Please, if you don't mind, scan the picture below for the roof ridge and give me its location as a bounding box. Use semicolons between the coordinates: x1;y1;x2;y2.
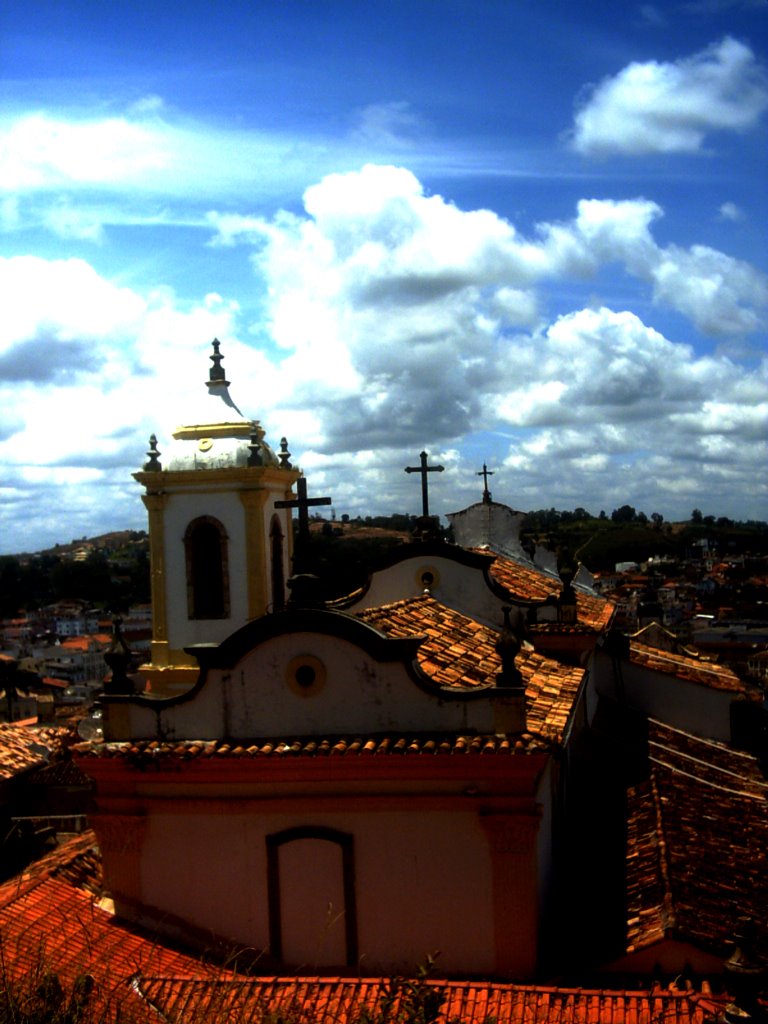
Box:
649;754;765;801
649;718;754;755
648;739;768;791
649;771;677;936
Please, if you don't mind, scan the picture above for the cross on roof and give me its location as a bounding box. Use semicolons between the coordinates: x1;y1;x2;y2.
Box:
404;450;444;518
274;477;332;573
477;463;494;504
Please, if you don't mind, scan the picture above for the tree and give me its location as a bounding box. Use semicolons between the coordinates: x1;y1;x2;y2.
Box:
651;512;664;529
611;505;636;523
691;508;703;523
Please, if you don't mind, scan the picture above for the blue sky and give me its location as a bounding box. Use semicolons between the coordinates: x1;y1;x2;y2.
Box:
1;0;767;553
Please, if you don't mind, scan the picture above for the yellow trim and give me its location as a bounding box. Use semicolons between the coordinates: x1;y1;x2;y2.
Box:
172;422;256;440
134;467;300;489
141;494;169;644
238;489;270;617
139;663;200;696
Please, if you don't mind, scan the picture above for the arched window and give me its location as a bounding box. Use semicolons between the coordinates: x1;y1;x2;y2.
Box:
266;826;357;967
184;516;230;619
270;514;285;612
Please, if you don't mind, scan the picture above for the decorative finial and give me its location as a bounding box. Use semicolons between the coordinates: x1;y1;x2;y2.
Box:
248;425;263;467
143;434;162;472
477;463;494;504
103;616;136;695
495;606;526;692
208;339;229;386
279;437;292;469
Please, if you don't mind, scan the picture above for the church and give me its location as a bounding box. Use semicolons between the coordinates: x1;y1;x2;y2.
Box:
72;341;767;988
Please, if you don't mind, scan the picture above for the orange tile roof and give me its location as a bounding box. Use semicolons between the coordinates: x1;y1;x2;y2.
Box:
13;830;102;895
0;722;57;779
134;976;724;1024
481;553;615;631
77;731;552;764
0;838;729;1022
626;720;768;962
629;642;749;693
357;595;584;738
0;845;223;1022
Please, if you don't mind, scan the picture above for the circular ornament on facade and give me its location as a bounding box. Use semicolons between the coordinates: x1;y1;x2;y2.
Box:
286;654;327;698
415;565;440;592
198;438;213;452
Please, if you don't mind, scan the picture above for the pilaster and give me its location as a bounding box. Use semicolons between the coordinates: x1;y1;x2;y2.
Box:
141;492;169;644
480;809;542;977
239;489;270;618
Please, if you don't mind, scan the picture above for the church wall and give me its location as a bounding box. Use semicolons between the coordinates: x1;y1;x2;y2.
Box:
109;632;508;742
591;649;734;742
345;556;509;631
137;805;500;974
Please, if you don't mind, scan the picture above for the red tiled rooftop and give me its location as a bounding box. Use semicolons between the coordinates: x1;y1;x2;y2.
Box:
357;595;584;738
626;720;768;962
14;830;102;895
480;553;615;631
629;642;749;693
135;976;725;1024
76;731;553;764
0;875;220;1021
0;722;63;780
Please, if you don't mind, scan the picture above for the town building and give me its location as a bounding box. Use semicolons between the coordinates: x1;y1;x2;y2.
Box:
0;340;763;1019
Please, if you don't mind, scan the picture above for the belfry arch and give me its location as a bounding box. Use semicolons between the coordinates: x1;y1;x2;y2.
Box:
184;516;230;619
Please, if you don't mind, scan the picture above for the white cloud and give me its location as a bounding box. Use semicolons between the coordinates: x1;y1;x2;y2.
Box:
571;37;768;156
719;201;744;221
0;113;169;191
1;164;767;551
352;102;422;147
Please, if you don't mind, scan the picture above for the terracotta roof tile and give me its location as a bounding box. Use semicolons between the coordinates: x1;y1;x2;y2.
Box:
626;719;768;961
10;830;103;895
0;722;67;780
135;976;725;1024
483;553;615;631
357;595;584;738
629;642;749;693
0;874;220;1021
76;730;553;763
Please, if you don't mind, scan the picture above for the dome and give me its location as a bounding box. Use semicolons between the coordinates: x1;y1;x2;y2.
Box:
164;429;280;472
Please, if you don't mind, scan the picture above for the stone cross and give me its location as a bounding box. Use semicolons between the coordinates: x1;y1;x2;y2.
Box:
477;463;494;504
275;477;332;572
404;451;444;518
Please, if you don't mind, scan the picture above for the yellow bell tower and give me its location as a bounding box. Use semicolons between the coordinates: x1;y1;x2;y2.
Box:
133;340;300;693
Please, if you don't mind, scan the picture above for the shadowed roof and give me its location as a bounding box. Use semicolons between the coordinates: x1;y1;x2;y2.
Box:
626;719;768;963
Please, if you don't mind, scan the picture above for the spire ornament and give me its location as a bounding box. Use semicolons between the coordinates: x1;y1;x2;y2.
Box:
248;425;263;467
278;438;292;469
207;338;229;386
143;435;162;472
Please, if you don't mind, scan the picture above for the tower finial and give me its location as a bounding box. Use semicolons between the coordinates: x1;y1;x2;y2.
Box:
143;434;162;472
208;339;229;387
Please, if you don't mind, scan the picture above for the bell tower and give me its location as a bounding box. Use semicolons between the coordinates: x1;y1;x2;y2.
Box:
133;340;300;693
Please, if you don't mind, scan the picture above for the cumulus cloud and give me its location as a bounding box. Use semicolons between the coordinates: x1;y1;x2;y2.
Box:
2;164;767;550
571;37;768;156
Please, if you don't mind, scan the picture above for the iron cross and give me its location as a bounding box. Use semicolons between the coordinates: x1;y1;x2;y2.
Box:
404;451;444;518
477;463;494;503
274;477;332;571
